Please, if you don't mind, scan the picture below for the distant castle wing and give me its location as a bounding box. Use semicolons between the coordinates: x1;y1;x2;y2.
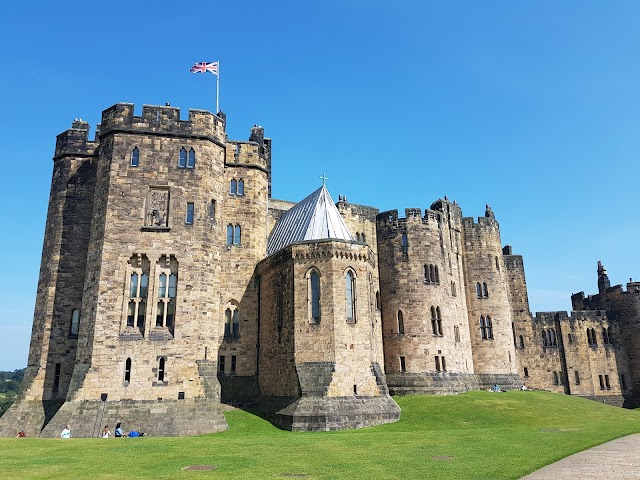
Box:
267;185;354;255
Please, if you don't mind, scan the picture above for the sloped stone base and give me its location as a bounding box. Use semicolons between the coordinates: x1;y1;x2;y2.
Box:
36;398;227;438
387;372;523;396
0;399;64;438
253;395;400;431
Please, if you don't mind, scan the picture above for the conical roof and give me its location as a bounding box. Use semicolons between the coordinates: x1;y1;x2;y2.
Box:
267;185;354;255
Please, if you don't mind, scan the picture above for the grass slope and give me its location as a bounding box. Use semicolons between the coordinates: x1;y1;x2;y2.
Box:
1;391;639;479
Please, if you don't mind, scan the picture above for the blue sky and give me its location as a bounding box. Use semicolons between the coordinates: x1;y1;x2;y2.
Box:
0;1;638;371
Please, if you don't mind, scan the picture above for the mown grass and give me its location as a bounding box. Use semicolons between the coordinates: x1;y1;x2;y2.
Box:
1;391;640;479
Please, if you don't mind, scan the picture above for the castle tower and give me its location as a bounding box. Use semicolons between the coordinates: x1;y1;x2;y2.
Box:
254;186;400;430
461;206;519;388
0;121;99;436
376;199;477;394
1;104;235;437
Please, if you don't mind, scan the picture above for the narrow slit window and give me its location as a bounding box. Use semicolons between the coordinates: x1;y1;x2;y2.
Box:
158;357;166;382
237;179;244;196
230;179;237;195
310;270;320;323
131;147;139;167
345;271;356;323
124;358;132;383
186;202;194;225
234;225;241;245
397;310;404;334
70;309;80;336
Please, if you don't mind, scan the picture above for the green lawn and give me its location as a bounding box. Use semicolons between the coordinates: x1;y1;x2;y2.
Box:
2;391;639;479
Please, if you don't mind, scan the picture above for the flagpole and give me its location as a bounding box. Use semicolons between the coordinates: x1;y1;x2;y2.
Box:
216;63;220;114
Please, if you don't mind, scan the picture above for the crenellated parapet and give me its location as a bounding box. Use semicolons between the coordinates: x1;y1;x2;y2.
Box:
98;103;227;144
54;119;99;160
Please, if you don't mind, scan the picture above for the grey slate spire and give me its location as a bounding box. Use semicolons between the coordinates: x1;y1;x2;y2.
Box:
267;185;353;255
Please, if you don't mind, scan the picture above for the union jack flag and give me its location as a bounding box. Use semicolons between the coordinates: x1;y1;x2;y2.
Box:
190;61;219;75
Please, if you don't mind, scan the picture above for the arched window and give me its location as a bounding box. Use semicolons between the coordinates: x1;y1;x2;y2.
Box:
454;325;460;343
131;147;139;167
476;283;482;298
542;330;548;346
486;316;493;339
607;326;613;345
224;303;240;339
125;255;150;331
424;265;430;282
602;328;609;345
187;148;195;168
234;225;241;245
434;266;440;284
155;256;178;332
483;282;489;298
551;329;557;346
361;233;366;243
401;232;408;255
237;179;244;196
310;270;320;323
124;358;132;384
179;148;187;168
436;307;442;336
230;179;237;195
430;265;436;284
495;256;500;270
70;309;80;336
158;357;166;382
227;224;233;245
480;316;487;339
397;310;404;334
345;270;356;323
431;306;437;334
591;328;597;346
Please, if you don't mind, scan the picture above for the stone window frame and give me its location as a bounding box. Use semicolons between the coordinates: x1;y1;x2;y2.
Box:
482;282;489;298
178;147;187;168
306;267;321;324
344;268;357;324
218;356;225;375
154;356;168;385
153;255;178;336
208;199;216;222
587;327;598;347
519;335;525;348
124;358;132;385
480;315;494;340
231;355;237;375
454;325;460;343
430;306;443;336
399;356;406;372
435;355;446;372
185;202;195;225
476;283;483;299
574;370;580;385
401;232;408;256
123;254;150;335
70;308;80;337
523;367;529;378
553;371;559;385
223;301;240;341
226;224;242;246
229;178;245;196
397;309;404;334
130;146;140;167
187;148;196;169
53;363;61;393
598;374;605;390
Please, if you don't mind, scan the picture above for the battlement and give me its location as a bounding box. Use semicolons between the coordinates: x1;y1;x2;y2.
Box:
462;216;499;228
533;310;606;325
54;119;99;160
98;103;226;143
376;208;443;228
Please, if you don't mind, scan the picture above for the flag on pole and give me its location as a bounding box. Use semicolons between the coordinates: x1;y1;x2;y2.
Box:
190;61;219;75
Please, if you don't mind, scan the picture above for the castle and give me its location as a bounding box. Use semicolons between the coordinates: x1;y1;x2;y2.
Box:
0;103;638;437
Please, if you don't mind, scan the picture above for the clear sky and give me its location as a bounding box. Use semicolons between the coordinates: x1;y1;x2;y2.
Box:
0;1;638;371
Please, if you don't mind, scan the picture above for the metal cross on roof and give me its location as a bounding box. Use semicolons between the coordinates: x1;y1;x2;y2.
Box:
320;174;328;185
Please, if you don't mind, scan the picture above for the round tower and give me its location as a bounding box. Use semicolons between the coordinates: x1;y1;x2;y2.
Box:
376;199;476;395
461;205;519;389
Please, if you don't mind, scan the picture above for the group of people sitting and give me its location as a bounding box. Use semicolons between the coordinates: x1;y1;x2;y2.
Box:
102;422;145;438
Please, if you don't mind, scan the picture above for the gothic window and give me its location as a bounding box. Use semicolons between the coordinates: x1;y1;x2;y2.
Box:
424;265;430;282
361;233;366;243
345;270;356;323
607;326;613;344
155;255;178;334
179;148;187;168
237;179;244;196
480;316;487;339
125;255;150;333
483;282;489;298
495;256;500;270
436;307;442;336
602;327;610;345
598;375;605;389
130;147;139;167
234;144;240;161
550;329;557;346
124;358;132;384
224;302;240;340
486;315;493;339
476;283;482;298
309;269;321;324
158;357;166;382
186;202;194;225
70;309;80;336
397;310;404;334
454;325;460;343
230;179;237;195
187;148;196;169
227;224;233;245
234;225;241;245
542;330;547;346
434;266;440;284
401;232;408;255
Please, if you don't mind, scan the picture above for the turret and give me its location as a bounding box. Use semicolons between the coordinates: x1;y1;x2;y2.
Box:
597;261;611;294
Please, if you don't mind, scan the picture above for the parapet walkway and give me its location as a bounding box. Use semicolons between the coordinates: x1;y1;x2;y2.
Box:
521;433;640;479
